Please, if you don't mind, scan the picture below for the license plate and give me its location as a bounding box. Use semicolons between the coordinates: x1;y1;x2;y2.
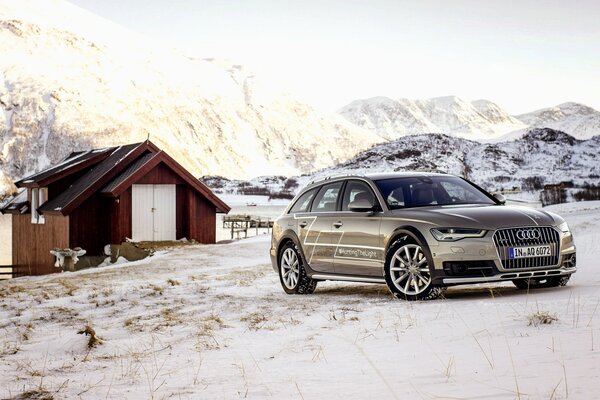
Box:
509;245;552;259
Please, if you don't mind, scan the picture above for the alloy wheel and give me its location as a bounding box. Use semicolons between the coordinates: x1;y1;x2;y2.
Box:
389;244;432;295
281;248;300;289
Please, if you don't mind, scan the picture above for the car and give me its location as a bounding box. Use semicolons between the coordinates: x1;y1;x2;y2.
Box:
270;172;577;300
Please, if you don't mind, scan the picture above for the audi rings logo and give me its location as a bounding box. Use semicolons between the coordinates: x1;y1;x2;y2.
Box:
516;229;541;240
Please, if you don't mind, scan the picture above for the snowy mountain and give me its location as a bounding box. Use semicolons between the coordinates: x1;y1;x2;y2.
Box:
513;102;600;140
338;96;527;140
211;129;600;198
0;0;381;197
339;96;600;141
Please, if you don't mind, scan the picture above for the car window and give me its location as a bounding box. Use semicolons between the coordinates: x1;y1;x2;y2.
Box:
375;176;496;209
386;188;405;208
289;189;316;213
310;182;343;212
439;181;484;203
341;180;379;211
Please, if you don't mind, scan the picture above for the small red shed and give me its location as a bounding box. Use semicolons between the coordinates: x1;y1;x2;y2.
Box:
1;141;230;276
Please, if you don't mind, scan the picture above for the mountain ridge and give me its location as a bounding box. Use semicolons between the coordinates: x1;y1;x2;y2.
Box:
339;96;600;141
207;128;600;199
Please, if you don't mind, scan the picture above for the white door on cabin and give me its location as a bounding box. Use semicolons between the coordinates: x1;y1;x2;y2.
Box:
132;184;176;241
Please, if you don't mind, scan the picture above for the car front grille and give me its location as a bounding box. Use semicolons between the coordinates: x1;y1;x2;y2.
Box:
493;226;560;269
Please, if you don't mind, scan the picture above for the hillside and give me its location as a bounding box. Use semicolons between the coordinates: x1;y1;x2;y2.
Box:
338;96;527;140
512;102;600;140
339;96;600;141
209;129;600;198
0;0;381;197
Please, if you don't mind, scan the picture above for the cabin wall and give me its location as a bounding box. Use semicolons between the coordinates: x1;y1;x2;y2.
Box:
110;187;132;244
187;188;217;243
12;214;69;276
69;194;111;256
176;185;187;239
135;163;184;185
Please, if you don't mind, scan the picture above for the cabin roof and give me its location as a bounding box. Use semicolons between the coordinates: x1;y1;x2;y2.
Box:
0;189;28;215
39;143;145;215
16;148;113;188
100;150;230;213
100;152;158;194
3;141;230;215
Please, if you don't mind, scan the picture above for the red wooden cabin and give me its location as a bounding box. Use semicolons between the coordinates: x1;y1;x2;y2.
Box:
0;141;230;276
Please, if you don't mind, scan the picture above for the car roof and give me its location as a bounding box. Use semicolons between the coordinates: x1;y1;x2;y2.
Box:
287;171;462;213
365;171;449;180
308;171;450;186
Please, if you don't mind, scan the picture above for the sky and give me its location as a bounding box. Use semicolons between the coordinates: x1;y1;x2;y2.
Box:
69;0;600;114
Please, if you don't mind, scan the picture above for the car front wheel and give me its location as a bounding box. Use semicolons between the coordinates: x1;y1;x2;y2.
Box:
384;236;444;301
279;242;317;295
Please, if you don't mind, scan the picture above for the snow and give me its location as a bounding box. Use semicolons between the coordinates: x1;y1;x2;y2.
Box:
0;201;599;399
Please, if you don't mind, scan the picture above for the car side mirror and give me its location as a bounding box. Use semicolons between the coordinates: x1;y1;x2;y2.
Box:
493;193;506;204
348;198;378;213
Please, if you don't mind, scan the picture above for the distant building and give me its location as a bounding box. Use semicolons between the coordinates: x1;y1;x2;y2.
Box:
1;141;230;276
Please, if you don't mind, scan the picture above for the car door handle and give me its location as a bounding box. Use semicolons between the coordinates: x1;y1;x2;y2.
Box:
299;221;308;228
333;221;343;228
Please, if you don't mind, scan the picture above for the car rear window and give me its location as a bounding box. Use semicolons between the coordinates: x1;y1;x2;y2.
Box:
289;188;317;213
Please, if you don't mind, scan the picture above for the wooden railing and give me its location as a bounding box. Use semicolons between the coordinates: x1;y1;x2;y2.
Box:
0;266;12;280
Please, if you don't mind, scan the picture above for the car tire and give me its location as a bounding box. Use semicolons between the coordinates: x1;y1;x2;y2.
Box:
512;275;571;290
278;241;317;295
384;235;444;301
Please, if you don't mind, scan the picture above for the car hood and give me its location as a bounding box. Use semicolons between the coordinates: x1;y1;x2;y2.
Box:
390;204;562;229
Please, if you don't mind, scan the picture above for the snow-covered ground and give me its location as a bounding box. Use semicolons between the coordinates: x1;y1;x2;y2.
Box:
0;201;599;399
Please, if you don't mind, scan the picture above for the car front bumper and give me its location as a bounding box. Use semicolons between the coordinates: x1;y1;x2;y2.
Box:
426;228;577;286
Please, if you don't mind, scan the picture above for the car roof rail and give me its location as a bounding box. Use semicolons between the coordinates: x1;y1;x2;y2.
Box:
416;169;448;174
309;173;365;185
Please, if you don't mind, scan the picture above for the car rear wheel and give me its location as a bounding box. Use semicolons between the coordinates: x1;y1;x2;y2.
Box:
384;236;444;301
512;275;571;290
279;242;317;295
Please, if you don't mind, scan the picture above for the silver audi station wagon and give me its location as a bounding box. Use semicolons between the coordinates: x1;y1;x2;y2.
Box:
270;173;577;300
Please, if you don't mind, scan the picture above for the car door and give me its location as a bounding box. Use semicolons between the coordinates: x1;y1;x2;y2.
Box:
332;180;383;276
295;181;343;273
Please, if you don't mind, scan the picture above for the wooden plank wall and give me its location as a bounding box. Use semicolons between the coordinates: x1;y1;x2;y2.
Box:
110;187;132;244
69;194;110;256
12;214;69;276
188;188;217;243
136;163;184;186
176;184;187;239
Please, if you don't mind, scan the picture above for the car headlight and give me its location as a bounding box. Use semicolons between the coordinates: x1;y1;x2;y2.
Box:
430;228;487;241
557;221;570;233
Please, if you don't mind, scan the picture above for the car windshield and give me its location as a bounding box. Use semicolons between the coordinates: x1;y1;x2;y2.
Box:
374;176;496;209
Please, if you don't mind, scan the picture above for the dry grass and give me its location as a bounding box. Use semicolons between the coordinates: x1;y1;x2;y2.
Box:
57;280;78;296
528;311;558;327
9;388;54;400
167;278;180;286
144;284;164;296
196;314;228;350
159;307;183;327
240;312;269;331
77;325;103;348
